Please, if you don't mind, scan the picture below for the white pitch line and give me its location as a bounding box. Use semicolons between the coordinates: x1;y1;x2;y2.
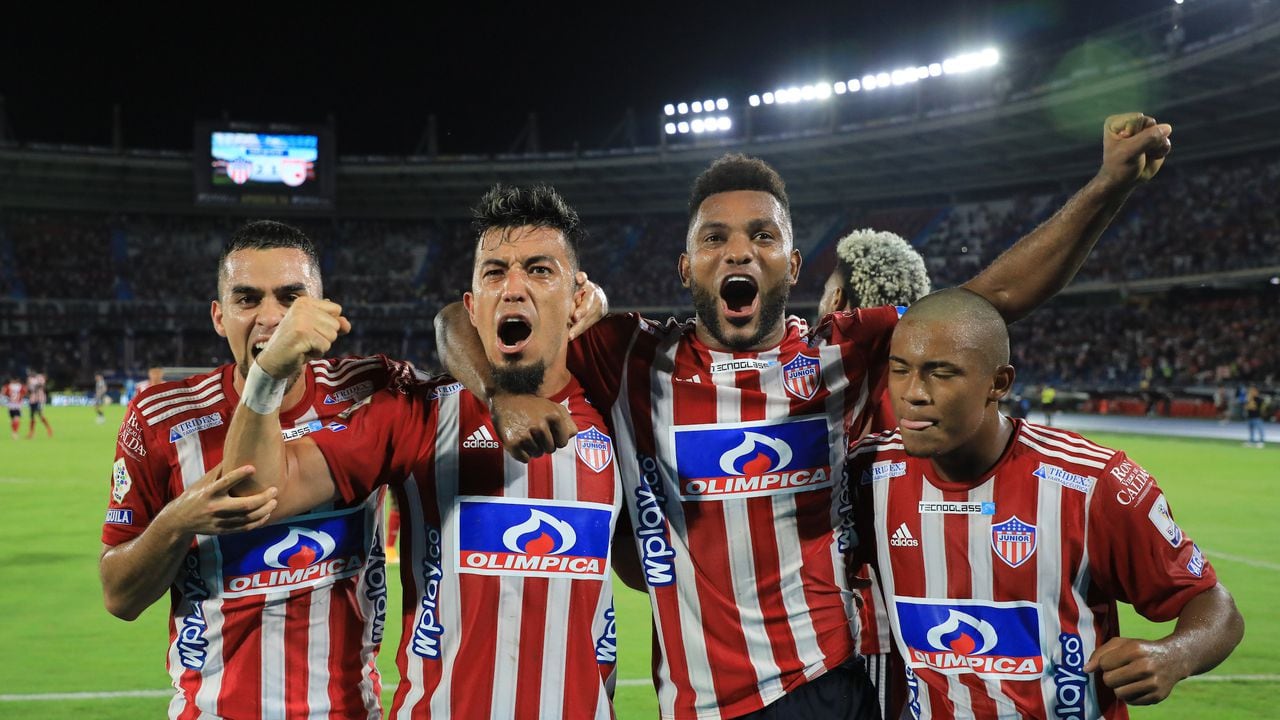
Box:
0;689;172;702
4;676;1277;702
1185;674;1280;683
1205;549;1280;573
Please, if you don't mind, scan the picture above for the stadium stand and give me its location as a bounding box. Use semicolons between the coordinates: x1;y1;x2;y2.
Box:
0;0;1276;426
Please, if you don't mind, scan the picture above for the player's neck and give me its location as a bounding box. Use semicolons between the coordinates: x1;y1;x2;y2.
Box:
536;362;573;400
930;413;1015;486
693;319;787;353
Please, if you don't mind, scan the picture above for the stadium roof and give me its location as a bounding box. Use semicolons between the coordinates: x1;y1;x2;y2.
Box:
2;0;1278;216
2;1;1195;154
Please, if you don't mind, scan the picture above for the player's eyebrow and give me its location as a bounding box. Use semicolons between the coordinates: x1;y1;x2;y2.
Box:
273;283;309;295
479;256;559;270
887;355;964;372
230;284;263;296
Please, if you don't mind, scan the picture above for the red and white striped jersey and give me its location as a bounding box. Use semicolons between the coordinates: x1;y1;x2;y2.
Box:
568;309;898;719
26;373;47;405
101;358;393;720
311;376;622;720
849;419;1218;719
856;387;900;658
4;381;24;409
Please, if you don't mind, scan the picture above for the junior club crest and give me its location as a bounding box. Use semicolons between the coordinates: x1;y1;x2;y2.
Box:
782;353;822;401
575;426;614;473
990;516;1037;568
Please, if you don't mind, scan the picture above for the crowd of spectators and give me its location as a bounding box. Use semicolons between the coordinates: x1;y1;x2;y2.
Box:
915;153;1280;289
3;147;1278;392
1010;292;1279;389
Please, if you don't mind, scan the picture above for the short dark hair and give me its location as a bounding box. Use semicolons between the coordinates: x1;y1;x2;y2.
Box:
471;184;583;270
217;220;322;297
688;153;790;221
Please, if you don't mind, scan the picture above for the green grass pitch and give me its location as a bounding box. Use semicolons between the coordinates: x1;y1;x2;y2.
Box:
0;405;1274;718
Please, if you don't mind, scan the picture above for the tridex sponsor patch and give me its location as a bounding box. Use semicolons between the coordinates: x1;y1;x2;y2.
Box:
169;412;223;442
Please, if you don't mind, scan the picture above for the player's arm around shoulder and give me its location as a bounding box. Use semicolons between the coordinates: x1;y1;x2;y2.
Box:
1083;452;1244;705
435;275;623;463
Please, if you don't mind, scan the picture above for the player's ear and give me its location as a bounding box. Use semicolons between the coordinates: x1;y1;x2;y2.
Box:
462;292;477;328
211;300;227;338
990;365;1015;402
678;253;692;288
789;248;802;286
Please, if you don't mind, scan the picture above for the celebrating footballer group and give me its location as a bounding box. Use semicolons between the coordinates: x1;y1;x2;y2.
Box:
100;112;1243;719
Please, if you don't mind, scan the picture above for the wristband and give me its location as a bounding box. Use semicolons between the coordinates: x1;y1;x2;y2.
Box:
243;363;287;415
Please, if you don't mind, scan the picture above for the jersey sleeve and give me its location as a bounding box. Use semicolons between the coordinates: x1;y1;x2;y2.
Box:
101;406;174;547
566;312;643;409
1087;452;1218;622
844;440;882;568
816;306;901;431
310;386;435;504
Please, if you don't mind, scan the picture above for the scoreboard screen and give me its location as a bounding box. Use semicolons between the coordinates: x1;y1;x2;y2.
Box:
194;123;335;209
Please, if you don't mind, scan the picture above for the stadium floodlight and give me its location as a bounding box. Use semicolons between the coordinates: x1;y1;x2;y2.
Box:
677;121;690;133
691;100;703;113
664;122;677;135
741;44;999;111
942;48;1000;75
716;98;729;110
691;118;705;133
703;99;715;112
677;102;689;115
664;104;676;116
717;116;732;131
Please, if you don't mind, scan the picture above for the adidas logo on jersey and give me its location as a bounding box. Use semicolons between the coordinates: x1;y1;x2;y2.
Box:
463;426;500;450
890;523;920;547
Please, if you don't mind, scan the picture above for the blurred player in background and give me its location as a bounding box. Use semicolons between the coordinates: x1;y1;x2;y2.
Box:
135;366;165;396
5;376;24;439
819;228;931;720
221;184;622;718
1244;384;1266;447
94;373;108;424
440;113;1175;719
1040;383;1057;426
98;222;392;719
25;368;52;438
848;289;1243;718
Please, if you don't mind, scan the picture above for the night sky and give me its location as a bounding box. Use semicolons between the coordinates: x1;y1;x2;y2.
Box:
1;1;1175;155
